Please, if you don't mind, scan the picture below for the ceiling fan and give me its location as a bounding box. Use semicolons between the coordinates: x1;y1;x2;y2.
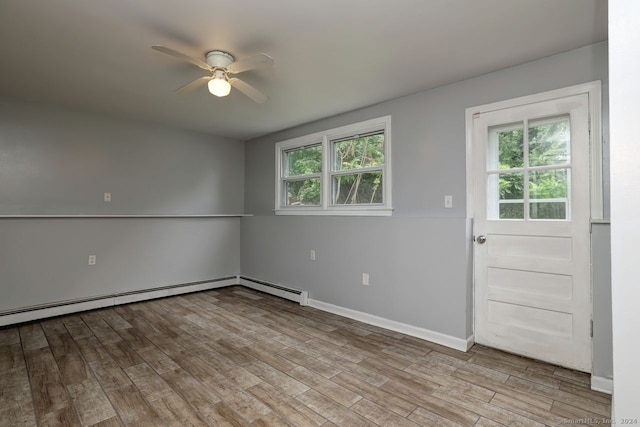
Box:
152;45;273;103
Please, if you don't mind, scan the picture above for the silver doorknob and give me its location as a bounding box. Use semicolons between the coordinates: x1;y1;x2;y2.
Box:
476;235;487;244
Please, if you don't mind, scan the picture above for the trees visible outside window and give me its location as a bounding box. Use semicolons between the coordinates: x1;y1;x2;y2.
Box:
283;145;322;206
490;116;571;220
275;116;392;215
332;132;384;205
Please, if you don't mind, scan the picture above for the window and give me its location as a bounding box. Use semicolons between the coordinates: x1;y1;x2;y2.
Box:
487;115;571;220
275;116;392;215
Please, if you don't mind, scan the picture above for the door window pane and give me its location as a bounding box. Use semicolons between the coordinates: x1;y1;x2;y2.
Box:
530;202;566;220
529;116;570;166
499;172;524;200
333;172;383;205
529;169;569;219
488;172;525;219
498;126;524;169
500;202;525;219
488;123;524;170
529;169;568;199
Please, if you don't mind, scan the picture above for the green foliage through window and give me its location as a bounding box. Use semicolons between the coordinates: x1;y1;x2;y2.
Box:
276;116;391;213
284;144;322;206
492;116;570;220
332;133;384;205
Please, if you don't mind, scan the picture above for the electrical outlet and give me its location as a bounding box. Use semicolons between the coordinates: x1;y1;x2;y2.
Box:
362;273;370;286
310;250;316;261
88;255;97;265
444;195;453;208
104;192;111;202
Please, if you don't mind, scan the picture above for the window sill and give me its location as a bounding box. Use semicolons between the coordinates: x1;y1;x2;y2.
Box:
274;208;393;217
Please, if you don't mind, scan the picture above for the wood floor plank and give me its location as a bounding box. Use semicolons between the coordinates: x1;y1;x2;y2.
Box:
46;332;80;358
75;337;112;363
123;363;174;402
105;384;164;425
296;389;374;427
24;348;59;377
247;382;327;426
245;360;310;397
5;286;611;426
19;324;49;352
30;371;75;421
351;398;421;427
89;359;134;392
148;392;208;426
67;378;117;426
331;372;416;418
0;343;25;373
431;388;545;427
56;352;90;385
288;366;362;408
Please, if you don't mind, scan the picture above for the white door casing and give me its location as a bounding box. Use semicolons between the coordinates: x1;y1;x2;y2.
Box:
470;87;597;372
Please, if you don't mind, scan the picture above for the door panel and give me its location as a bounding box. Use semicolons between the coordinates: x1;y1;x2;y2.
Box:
474;94;591;372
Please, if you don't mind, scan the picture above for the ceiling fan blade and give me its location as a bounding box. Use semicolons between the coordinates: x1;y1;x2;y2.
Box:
152;45;212;71
174;75;211;94
227;53;274;74
229;78;268;103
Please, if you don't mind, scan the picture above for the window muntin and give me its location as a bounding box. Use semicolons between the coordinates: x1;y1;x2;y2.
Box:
487;115;571;220
275;116;391;215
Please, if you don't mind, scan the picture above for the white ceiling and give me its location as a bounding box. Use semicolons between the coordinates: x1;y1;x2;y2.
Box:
0;0;607;140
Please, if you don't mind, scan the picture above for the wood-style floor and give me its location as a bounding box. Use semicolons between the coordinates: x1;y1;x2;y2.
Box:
1;286;611;426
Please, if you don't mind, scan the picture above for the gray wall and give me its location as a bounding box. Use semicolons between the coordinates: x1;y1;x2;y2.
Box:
243;42;611;375
0;101;244;215
0;101;244;311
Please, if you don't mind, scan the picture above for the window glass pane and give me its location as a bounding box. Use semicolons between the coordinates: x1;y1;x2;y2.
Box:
285;179;320;206
334;133;384;171
488;172;524;219
530;169;568;199
285;144;322;176
499;172;524;200
530;202;566;220
500;203;525;219
333;172;383;204
529;168;569;219
489;123;524;170
529;116;570;166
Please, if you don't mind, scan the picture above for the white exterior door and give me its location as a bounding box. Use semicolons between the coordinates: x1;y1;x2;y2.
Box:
473;93;592;372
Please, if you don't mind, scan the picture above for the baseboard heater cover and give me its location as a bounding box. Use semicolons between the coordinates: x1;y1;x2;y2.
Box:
239;276;308;306
0;276;237;326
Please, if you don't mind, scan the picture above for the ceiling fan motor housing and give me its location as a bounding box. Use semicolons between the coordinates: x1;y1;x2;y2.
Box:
206;50;235;68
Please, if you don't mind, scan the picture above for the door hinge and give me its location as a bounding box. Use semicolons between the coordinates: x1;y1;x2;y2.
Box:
590;319;593;337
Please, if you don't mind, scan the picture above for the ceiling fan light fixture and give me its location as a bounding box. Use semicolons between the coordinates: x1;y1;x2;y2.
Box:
208;71;231;97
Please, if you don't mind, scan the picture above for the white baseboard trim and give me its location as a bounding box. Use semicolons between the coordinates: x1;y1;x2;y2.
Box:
0;277;237;326
308;298;472;352
590;375;613;395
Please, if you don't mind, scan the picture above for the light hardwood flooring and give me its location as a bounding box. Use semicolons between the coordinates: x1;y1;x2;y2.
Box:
1;286;611;426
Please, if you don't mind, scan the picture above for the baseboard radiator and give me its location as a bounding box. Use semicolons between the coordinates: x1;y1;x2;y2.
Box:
0;276;237;327
239;276;308;306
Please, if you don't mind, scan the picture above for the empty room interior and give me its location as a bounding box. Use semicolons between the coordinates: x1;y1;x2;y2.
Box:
1;0;638;425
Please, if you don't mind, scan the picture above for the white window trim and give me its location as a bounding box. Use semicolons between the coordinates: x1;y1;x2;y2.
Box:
275;116;392;216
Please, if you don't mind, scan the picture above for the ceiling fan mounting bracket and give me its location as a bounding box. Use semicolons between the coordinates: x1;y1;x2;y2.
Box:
205;50;235;68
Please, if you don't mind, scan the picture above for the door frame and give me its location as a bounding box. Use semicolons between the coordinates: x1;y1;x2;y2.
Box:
465;81;603;364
